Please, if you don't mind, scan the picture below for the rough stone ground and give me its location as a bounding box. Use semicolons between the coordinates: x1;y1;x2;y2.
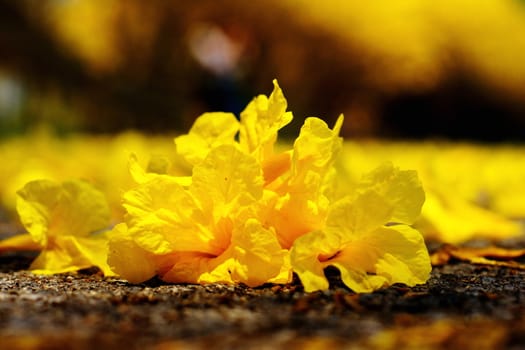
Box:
1;242;525;350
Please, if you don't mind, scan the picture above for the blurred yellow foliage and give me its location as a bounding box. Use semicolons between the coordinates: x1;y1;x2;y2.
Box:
338;141;525;243
42;0;525;99
46;0;122;74
285;0;525;97
46;0;162;75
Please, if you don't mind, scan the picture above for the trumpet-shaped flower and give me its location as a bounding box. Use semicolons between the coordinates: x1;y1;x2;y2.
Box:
291;163;431;293
109;145;290;286
0;179;114;275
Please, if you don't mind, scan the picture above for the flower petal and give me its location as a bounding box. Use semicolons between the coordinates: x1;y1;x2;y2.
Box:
229;218;291;286
16;179;110;244
239;79;292;158
265;116;343;248
331;225;431;293
16;180;59;245
122;176;218;255
357;162;425;224
107;223;159;283
291;115;343;187
129;153;191;187
332;261;388;293
29;234;113;275
191;144;263;212
290;230;342;292
71;235;115;276
161;252;235;285
175;112;239;165
161;219;290;287
0;233;41;252
266;192;329;249
326;193;393;238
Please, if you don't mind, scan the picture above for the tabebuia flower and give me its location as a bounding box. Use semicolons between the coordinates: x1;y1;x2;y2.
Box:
108;145;290;286
0;179;114;275
108;79;431;292
290;163;430;292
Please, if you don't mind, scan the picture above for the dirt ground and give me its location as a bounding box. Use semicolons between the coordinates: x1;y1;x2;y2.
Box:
1;240;525;350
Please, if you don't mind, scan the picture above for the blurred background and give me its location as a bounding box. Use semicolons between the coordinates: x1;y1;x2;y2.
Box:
1;0;525;141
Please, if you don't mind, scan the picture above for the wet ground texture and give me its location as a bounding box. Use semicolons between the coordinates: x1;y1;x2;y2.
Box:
1;241;525;350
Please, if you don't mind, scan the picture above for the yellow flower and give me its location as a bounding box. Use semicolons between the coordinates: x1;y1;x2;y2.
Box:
0;179;114;275
175;79;292;169
262;115;344;249
175;80;344;249
291;163;431;293
111;82;297;285
109;145;290;286
109;80;429;292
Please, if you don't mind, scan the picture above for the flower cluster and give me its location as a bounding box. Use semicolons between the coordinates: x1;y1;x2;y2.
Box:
107;80;430;291
0;80;431;292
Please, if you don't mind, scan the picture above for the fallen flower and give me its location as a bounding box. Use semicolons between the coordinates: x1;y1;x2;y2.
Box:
108;80;431;291
291;163;431;293
0;179;114;275
417;186;522;244
431;244;525;270
109;145;290;286
111;80;355;285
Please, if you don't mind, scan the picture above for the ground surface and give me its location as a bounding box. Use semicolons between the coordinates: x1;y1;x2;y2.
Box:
1;242;525;350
